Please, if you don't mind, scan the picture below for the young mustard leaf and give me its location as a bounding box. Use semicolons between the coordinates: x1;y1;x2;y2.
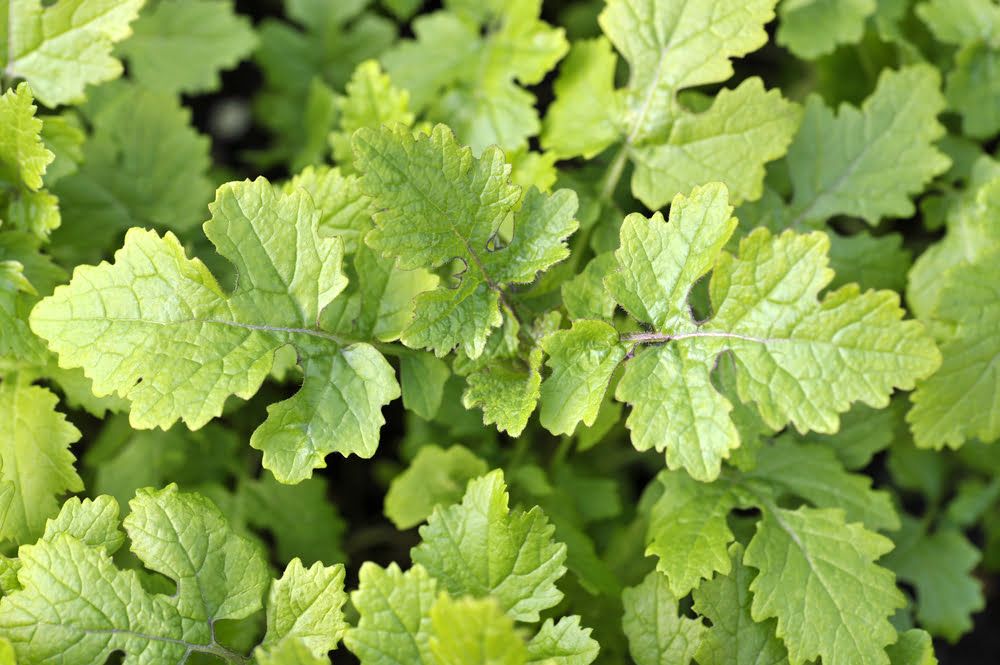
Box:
253;0;395;167
346;563;437;664
745;506;905;665
262;558;349;656
826;231;912;293
0;234;63;368
526;616;600;665
0;83;59;241
776;0;876;59
541;182;939;480
539;320;626;436
31;177;400;483
645;470;740;597
622;571;706;665
384;444;488;529
256;637;330;665
117;0;257;94
51;82;214;260
0;485;274;663
283;165;375;254
745;438;900;531
462;346;543;436
691;543;789;665
0;382;82;545
784;66;951;228
545;0;798;208
411;470;567;622
1;0;143;107
428;595;528;665
541;37;623;160
382;0;568;152
887;629;939;665
399;350;450;420
354;123;578;358
884;516;985;641
329;60;416;172
911;261;1000;450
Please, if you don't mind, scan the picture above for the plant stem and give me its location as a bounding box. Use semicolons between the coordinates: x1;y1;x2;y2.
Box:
599;144;630;202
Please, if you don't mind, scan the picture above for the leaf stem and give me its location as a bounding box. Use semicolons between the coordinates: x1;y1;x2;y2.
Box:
599;143;630;202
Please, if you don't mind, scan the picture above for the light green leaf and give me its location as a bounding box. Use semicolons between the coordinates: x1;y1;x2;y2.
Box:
645;470;738;597
263;558;348;656
539;320;626;436
41;495;124;552
916;0;1000;45
383;0;568;152
256;637;330;665
884;517;984;642
526;616;599;665
692;543;789;665
886;629;939;665
283;165;374;254
946;43;1000;139
32;178;400;483
354;124;577;358
908;251;1000;448
463;347;542;436
561;253;616;322
599;0;777;143
2;0;143;106
412;470;567;622
0;382;82;545
0;83;52;192
384;444;488;530
542;37;623;159
330;59;415;171
429;594;527;665
745;506;905;665
777;0;876;59
785;66;950;227
117;0;257;94
0;485;271;664
629;78;801;209
399;351;450;420
747;438;900;531
622;571;705;665
345;562;437;665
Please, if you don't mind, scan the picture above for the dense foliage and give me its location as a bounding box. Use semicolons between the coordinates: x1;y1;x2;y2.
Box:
0;0;998;663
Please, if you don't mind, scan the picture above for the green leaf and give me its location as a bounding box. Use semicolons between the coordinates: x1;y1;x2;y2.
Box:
463;347;543;436
399;351;450;420
526;616;599;665
785;66;951;227
2;0;143;106
40;495;125;552
354;124;577;358
31;178;400;483
0;382;82;545
621;571;705;665
382;1;568;152
629;78;801;209
262;558;349;656
692;543;789;665
776;0;876;59
645;471;738;597
0;83;52;193
51;83;214;258
827;231;912;293
908;250;1000;448
592;183;938;480
593;0;794;208
884;517;984;642
117;0;257;94
745;506;905;665
345;562;437;665
384;444;488;530
746;438;900;531
256;637;330;665
0;485;272;663
411;470;567;622
945;44;1000;139
542;37;623;159
916;0;1000;45
886;629;939;665
539;320;626;436
329;59;415;172
283;165;375;254
428;594;528;665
